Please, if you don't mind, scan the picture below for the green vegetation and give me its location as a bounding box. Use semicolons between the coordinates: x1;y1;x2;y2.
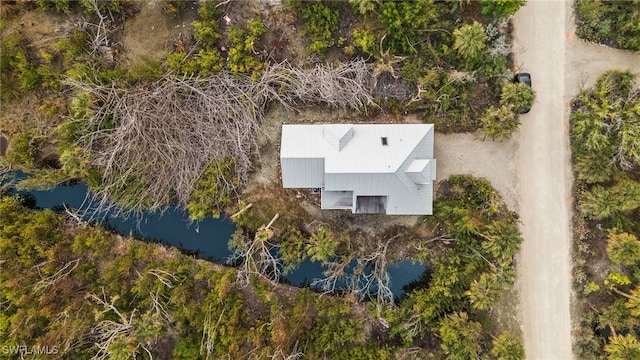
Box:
1;172;525;358
5;131;42;167
453;22;488;67
226;18;267;77
572;70;640;170
159;0;187;18
500;82;536;112
166;1;266;77
229;174;524;356
571;71;640;358
575;0;640;51
338;1;518;133
296;1;339;54
382;175;523;357
480;82;536;140
479;0;527;20
0;33;41;100
193;1;221;48
0;3;530;356
187;157;238;221
0;196;393;358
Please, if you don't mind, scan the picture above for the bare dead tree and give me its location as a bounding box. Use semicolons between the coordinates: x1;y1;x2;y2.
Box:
67;60;375;218
86;289;135;360
145;269;177;323
72;0;118;67
32;258;80;295
228;214;281;286
86;283;170;359
200;303;223;359
351;236;396;304
311;254;354;295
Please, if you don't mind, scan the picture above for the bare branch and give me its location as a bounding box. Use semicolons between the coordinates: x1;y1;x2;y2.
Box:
67;60;375;219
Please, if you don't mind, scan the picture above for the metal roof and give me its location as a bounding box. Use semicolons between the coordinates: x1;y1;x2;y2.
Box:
280;124;436;215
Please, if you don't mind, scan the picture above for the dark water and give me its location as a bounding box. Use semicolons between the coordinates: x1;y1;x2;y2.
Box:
5;171;426;297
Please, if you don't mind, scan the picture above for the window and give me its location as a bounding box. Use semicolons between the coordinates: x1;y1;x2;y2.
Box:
381;137;388;146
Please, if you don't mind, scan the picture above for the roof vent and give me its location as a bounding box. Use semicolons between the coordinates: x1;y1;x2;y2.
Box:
381;137;388;146
406;159;432;184
323;125;353;151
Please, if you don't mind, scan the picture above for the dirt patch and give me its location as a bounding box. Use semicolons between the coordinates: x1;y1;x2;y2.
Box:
245;104;446;235
488;285;524;338
121;0;198;64
434;132;520;212
2;6;68;46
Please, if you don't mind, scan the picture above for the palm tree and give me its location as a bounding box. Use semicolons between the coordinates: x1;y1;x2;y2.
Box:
500;82;536;112
611;178;640;213
480;104;520;141
465;272;501;310
574;153;613;184
604;334;640;360
453;22;488;66
480;221;523;259
59;146;90;179
491;332;525;360
578;185;617;220
306;226;338;263
607;232;640;266
438;312;483;359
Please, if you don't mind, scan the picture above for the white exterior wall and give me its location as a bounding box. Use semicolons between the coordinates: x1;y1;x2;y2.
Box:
281;157;324;188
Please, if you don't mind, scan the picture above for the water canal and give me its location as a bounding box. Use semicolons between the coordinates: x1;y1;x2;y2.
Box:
5;171;426;298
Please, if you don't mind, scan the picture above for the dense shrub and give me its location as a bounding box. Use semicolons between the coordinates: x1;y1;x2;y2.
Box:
479;0;526;20
575;0;640;51
187;157;238;220
5;132;42;167
296;1;339;54
0;33;40;99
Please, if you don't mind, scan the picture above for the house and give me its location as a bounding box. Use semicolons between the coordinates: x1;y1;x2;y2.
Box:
280;124;436;215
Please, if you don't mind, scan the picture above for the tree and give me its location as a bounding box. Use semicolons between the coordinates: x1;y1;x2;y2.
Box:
500;82;536;113
610;178;640;213
227;214;281;286
453;22;488;66
5;131;42;166
575;0;640;51
298;1;339;54
480;104;520;141
306;226;339;263
574;153;613;184
579;185;616;220
59;146;91;179
607;232;640;266
480;220;523;259
480;0;526;19
492;332;525;360
438;312;484;359
570;70;640;170
604;334;640;360
466;272;502;310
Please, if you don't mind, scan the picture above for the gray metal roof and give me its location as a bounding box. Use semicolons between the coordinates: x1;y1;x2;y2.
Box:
280;124;436;215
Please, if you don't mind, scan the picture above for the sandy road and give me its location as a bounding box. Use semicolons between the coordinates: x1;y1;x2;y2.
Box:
511;1;640;358
433;1;640;358
512;1;573;359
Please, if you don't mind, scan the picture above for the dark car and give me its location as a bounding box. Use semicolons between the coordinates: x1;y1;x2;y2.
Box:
514;72;532;113
515;72;532;87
